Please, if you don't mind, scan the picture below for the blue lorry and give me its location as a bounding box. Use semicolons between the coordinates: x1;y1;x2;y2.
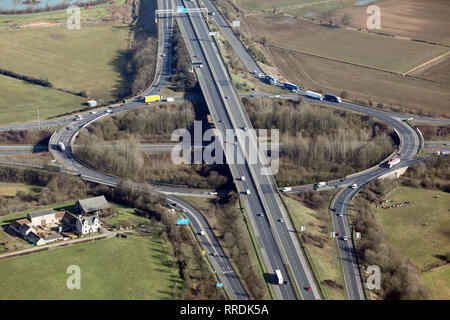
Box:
283;82;299;92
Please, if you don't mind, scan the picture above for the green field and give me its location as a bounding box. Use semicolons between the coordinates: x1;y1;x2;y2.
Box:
0;74;85;124
103;203;151;228
0;236;182;299
375;186;450;271
0;23;131;109
421;265;450;300
282;195;346;300
0;182;42;196
247;14;449;74
0;0;127;29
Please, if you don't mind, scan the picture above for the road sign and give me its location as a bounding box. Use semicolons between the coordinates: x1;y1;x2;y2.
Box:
331;232;336;238
176;6;187;13
216;283;223;288
202;250;206;255
232;20;240;28
177;218;189;225
356;232;361;239
300;226;305;232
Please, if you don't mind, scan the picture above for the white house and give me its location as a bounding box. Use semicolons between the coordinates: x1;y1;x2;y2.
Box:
75;214;100;235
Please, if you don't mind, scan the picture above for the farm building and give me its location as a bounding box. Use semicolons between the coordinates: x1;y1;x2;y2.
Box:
26;231;46;246
87;100;97;107
76;196;110;215
9;218;31;234
27;209;56;227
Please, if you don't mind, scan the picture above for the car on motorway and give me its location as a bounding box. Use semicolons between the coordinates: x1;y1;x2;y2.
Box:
245;189;250;195
283;280;290;285
278;218;284;223
305;286;312;291
338;213;343;217
351;183;358;189
208;191;218;195
336;232;341;237
90;111;97;114
224;96;229;99
242;126;248;131
257;213;264;217
342;235;348;241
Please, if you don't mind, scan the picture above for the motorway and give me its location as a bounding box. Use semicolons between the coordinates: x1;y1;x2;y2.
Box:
195;0;422;300
175;0;322;300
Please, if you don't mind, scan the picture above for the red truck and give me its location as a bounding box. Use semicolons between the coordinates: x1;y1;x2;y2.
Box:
387;157;401;168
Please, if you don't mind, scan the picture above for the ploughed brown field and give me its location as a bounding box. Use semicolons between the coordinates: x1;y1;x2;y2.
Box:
325;0;450;45
269;46;450;118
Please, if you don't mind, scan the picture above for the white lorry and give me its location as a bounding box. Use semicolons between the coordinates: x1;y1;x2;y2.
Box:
275;269;283;285
305;90;324;100
282;187;292;192
58;141;66;152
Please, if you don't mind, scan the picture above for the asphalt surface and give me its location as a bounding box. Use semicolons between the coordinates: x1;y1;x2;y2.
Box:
175;0;323;300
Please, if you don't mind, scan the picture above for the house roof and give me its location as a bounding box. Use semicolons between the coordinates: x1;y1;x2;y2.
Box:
28;208;55;219
16;218;31;225
26;231;43;244
44;233;63;241
63;212;78;224
55;211;65;219
76;196;110;214
10;218;29;229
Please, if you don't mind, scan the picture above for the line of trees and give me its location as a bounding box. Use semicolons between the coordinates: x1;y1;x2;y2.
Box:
400;155;450;192
127;37;158;96
0;167;88;216
170;23;198;92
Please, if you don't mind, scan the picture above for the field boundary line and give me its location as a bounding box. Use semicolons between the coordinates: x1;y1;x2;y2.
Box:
265;43;406;76
403;51;450;75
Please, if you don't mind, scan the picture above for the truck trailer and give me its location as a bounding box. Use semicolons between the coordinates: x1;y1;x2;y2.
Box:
144;95;161;103
275;269;283;285
58;141;66;152
387;157;401;168
283;82;299;92
305;91;323;100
